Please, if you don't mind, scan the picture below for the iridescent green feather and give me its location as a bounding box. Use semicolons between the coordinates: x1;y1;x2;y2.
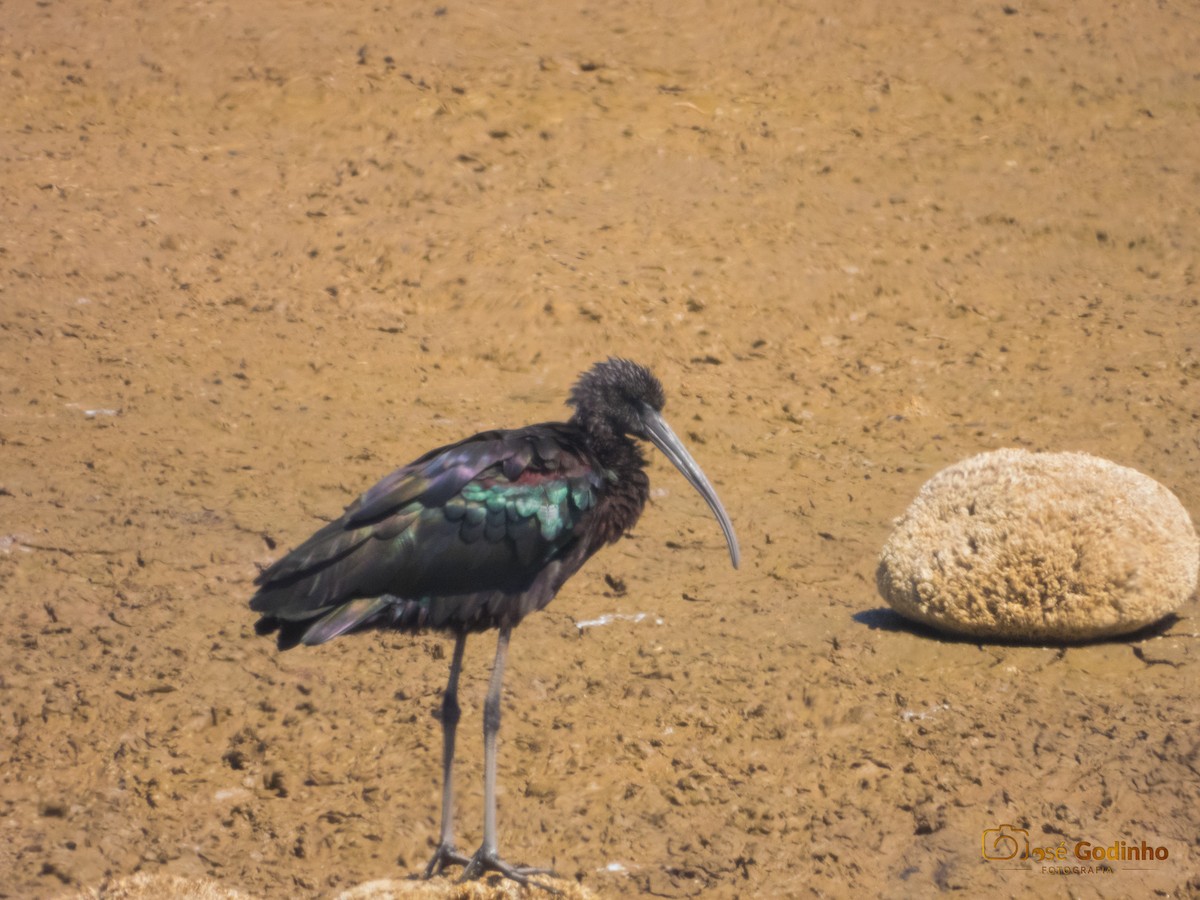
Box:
447;478;593;546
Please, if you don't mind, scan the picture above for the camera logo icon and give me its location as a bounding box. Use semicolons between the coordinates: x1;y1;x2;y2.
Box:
982;824;1029;861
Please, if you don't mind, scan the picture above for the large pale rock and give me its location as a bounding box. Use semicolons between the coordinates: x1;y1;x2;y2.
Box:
876;449;1199;641
334;877;595;899
68;873;593;900
68;873;252;899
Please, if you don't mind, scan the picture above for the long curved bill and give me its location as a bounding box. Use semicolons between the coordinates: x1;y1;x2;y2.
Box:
640;405;741;568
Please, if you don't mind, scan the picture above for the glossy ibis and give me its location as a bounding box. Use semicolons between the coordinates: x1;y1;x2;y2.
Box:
250;358;740;888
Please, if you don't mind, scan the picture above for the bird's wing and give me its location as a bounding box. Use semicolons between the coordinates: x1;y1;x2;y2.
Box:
249;424;605;630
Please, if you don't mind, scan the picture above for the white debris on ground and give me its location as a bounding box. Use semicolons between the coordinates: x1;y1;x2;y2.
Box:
574;612;664;632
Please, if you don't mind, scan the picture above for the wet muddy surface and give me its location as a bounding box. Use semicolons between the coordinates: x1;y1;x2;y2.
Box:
3;1;1197;897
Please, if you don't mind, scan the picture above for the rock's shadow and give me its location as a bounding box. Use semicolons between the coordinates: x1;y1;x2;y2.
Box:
852;607;1184;647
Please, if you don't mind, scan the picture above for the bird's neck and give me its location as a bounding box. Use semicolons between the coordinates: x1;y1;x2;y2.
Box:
577;426;650;550
570;413;635;471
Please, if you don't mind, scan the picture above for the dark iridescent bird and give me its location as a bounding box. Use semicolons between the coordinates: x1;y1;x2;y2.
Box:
249;358;739;889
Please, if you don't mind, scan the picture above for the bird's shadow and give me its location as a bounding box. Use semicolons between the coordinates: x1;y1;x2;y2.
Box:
852;606;1184;648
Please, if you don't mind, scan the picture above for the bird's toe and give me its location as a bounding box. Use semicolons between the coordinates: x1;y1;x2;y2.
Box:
460;847;560;893
422;842;469;878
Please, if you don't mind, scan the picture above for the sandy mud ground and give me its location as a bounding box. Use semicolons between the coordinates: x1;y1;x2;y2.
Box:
2;1;1198;897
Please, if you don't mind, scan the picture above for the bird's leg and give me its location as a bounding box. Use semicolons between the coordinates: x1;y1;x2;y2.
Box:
460;626;560;893
422;632;470;878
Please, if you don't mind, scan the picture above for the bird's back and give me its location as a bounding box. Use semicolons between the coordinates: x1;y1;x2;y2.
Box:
250;422;624;646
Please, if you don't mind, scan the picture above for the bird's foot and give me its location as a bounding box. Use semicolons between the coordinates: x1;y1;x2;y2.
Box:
422;841;470;878
460;846;560;894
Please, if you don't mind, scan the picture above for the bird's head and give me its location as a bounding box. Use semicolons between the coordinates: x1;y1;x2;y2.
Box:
569;358;740;568
568;357;666;439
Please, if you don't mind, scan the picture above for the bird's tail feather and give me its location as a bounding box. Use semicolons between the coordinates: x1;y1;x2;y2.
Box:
300;596;393;645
